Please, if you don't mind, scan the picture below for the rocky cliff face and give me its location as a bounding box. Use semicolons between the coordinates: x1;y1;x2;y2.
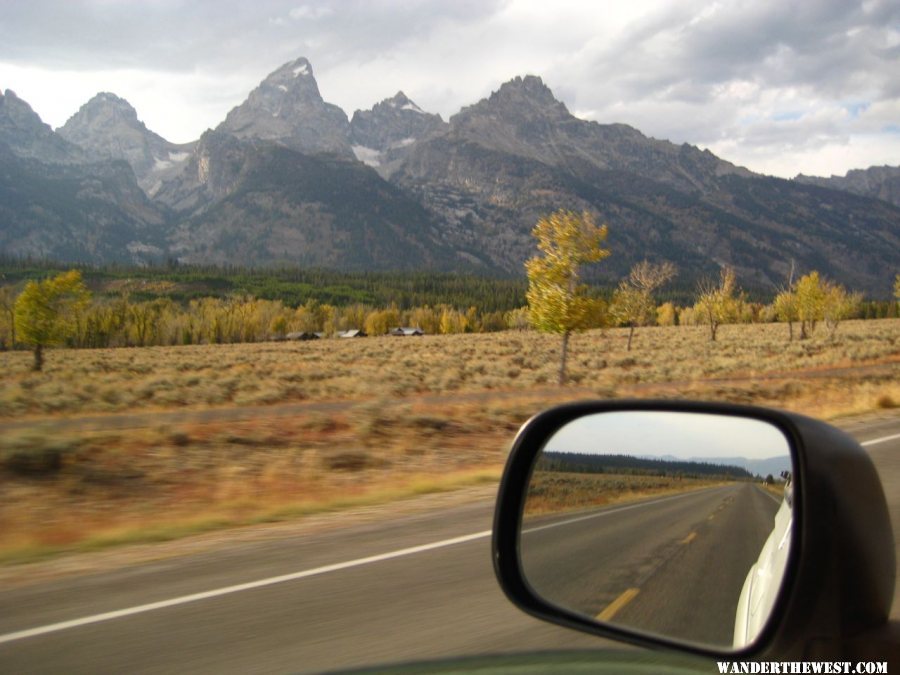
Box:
0;90;168;264
1;60;898;295
390;76;898;291
58;92;194;196
796;165;900;209
152;62;455;268
0;89;83;163
152;130;254;215
433;75;750;191
166;143;466;270
217;57;352;158
0;143;168;264
349;91;446;176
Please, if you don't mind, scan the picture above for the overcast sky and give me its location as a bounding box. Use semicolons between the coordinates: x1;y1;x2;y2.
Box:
1;0;898;178
545;411;791;461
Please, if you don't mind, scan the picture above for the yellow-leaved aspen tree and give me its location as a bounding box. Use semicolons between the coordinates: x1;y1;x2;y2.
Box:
894;273;899;312
795;272;826;339
525;210;610;384
773;289;799;341
611;260;676;350
693;267;739;342
822;281;861;339
0;285;18;350
14;270;91;371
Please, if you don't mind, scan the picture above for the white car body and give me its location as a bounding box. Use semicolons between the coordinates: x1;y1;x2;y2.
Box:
733;478;793;648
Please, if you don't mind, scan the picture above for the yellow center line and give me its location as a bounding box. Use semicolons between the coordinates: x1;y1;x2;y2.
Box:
596;587;640;622
680;531;697;545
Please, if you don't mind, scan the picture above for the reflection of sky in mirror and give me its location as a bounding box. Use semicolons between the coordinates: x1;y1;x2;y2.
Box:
546;411;790;462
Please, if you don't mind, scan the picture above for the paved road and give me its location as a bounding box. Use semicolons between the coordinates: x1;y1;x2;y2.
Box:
522;483;779;646
0;414;897;673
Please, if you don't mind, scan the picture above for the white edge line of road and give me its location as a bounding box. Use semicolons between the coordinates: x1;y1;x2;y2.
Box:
3;432;897;647
0;489;725;647
0;529;491;646
861;433;900;447
521;486;727;535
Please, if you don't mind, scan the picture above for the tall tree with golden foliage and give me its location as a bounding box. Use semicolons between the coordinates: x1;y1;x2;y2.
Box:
795;271;826;339
14;270;91;371
525;210;610;384
694;267;740;342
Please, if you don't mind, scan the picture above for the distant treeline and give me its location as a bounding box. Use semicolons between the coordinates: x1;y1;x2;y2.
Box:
2;258;897;319
2;259;898;359
538;451;754;480
0;258;528;313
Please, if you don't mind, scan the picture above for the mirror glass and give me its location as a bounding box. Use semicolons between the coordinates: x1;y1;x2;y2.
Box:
520;411;793;650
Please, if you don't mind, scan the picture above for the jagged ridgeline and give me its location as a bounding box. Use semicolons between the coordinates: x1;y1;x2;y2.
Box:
537;452;755;480
1;57;899;296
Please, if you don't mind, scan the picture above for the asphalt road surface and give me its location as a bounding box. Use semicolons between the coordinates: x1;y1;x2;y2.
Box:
0;414;898;673
522;482;779;647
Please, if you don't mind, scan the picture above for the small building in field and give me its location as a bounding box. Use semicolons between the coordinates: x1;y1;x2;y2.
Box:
285;331;322;341
389;327;425;336
338;329;367;338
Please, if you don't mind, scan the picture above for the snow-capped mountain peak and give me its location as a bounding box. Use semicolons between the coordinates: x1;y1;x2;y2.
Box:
217;57;352;156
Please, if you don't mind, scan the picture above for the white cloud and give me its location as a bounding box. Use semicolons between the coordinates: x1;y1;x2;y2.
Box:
288;5;332;20
0;63;248;143
0;0;897;177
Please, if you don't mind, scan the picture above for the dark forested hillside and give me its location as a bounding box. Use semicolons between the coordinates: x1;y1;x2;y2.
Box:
0;259;529;311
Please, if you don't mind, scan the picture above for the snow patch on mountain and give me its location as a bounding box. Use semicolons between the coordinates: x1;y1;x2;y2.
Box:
401;102;425;114
352;144;382;167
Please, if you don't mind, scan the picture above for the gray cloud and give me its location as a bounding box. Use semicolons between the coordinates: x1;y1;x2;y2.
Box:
595;0;899;99
1;0;897;177
0;0;504;73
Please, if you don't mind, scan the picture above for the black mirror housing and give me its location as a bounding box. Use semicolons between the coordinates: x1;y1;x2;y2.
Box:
492;400;895;659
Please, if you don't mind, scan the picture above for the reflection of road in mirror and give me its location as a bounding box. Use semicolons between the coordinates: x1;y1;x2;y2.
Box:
519;410;793;648
521;481;783;647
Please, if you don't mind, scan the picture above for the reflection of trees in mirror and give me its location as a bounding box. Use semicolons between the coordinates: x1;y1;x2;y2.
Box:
537;452;754;478
525;451;755;517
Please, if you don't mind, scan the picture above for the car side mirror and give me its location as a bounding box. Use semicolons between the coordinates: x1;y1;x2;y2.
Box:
492;400;895;659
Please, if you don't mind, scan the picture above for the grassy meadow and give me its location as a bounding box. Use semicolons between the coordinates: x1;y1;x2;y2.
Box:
524;471;727;517
0;318;898;563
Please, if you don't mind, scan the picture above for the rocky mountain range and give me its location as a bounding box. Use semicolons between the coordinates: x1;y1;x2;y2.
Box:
795;165;900;209
1;57;898;295
58;92;195;197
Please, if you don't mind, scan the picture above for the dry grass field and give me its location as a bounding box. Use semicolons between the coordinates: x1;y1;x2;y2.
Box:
524;471;726;517
0;319;897;563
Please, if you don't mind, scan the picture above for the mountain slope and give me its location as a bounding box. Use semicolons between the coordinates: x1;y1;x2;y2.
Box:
217;57;352;158
391;76;900;292
350;91;446;176
1;63;898;296
154;64;468;271
58;92;194;196
167;142;473;270
0;89;83;163
0;143;167;263
795;165;900;209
